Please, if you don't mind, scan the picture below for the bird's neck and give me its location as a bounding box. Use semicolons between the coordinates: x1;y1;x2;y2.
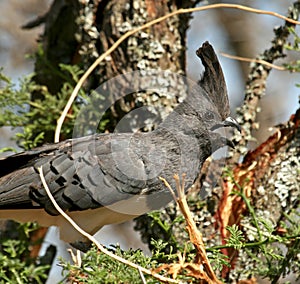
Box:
156;101;205;137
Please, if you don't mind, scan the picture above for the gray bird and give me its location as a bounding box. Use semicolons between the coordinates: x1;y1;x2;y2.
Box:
0;42;240;243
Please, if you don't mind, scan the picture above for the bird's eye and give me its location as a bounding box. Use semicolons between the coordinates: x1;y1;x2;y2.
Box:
204;111;215;121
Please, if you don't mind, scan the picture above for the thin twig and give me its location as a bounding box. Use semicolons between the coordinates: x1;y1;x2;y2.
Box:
38;166;179;284
67;248;82;267
220;52;287;71
54;3;300;142
159;176;177;202
138;267;147;284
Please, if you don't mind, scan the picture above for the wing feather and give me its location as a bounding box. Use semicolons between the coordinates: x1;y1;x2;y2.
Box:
0;133;150;215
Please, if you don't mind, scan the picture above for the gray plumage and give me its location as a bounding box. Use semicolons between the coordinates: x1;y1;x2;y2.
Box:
0;42;240;242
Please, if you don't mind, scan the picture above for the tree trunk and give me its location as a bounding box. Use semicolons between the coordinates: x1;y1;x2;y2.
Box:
33;0;201;134
0;0;201;279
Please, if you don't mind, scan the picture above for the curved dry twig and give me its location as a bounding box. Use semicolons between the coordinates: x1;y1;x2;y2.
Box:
54;3;300;142
160;175;223;284
220;52;287;71
38;166;179;284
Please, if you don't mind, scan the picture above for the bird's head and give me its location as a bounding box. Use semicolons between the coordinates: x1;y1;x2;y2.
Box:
180;99;241;153
194;41;241;152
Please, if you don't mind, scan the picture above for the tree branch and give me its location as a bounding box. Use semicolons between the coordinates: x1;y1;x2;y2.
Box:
54;3;300;142
230;1;300;162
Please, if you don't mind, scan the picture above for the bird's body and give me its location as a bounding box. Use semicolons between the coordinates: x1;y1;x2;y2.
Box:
0;42;240;242
0;109;212;241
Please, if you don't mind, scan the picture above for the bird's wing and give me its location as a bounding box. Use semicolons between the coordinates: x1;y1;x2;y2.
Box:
0;133;150;216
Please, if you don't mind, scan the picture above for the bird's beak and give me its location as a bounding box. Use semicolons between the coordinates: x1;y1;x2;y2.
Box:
210;117;241;133
209;117;241;150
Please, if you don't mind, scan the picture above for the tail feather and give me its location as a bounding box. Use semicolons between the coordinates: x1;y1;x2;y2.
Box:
0;167;39;209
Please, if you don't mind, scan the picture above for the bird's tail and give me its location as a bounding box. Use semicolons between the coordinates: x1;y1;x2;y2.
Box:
0;167;37;209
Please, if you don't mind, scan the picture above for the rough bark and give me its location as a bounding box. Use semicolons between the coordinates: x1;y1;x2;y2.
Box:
32;0;201;134
1;0;202;278
1;1;299;282
136;2;300;282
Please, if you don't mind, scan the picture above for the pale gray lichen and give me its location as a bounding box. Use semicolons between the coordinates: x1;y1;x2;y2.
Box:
269;138;300;209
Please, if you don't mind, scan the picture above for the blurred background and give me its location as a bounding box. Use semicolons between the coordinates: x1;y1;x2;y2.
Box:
0;1;299;282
